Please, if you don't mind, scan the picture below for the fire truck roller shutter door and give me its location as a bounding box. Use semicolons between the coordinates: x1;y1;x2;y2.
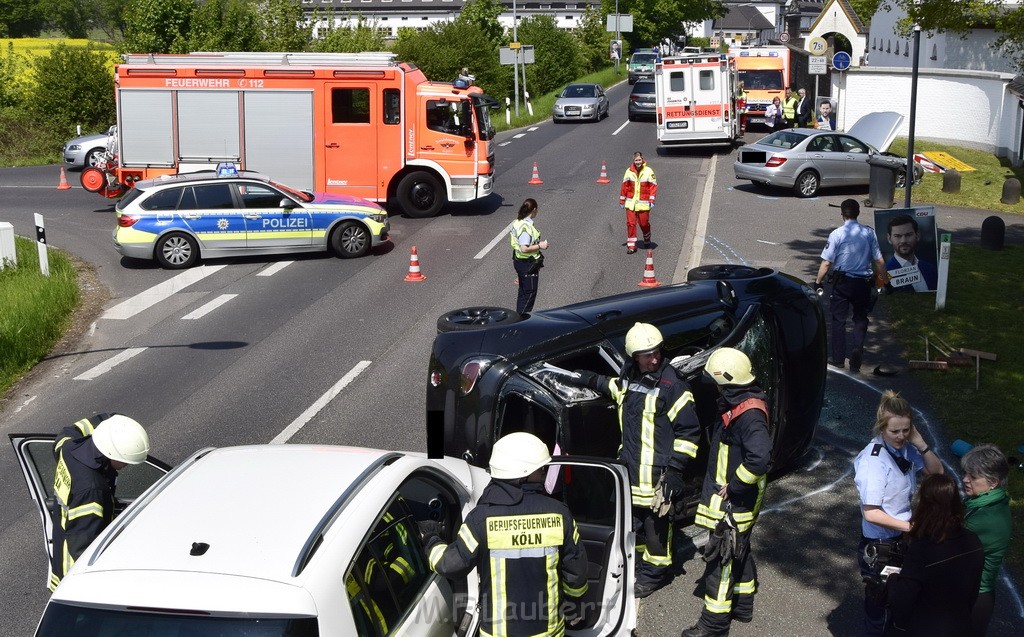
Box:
244;92;315;191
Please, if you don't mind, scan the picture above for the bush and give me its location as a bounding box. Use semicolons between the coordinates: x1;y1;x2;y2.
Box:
394;20;511;100
517;15;582;96
25;43;115;139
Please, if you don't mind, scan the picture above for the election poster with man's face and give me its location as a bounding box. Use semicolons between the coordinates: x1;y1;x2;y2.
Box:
874;206;938;292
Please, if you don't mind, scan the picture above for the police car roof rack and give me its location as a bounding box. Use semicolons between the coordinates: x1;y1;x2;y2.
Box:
121;52;400;67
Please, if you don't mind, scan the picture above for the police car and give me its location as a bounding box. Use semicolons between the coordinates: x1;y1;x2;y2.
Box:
113;164;390;269
10;437;636;636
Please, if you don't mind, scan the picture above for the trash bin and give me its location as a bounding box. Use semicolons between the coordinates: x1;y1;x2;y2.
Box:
866;155;906;208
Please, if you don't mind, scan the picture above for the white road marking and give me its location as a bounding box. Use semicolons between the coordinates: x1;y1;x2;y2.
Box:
73;347;147;381
12;395;36;414
476;222;515;260
257;261;292;277
527;127;539;131
499;141;511;146
756;239;780;245
181;294;237;320
513;133;526;139
612;121;629;136
270;360;372;444
674;155;716;282
102;265;226;320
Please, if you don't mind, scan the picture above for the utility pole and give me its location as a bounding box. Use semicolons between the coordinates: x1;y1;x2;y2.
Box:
615;0;621;74
513;0;520;117
905;24;921;207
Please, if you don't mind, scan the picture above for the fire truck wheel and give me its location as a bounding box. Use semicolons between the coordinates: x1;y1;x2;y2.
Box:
398;171;445;218
80;167;106;193
794;170;820;198
155;232;199;269
331;221;371;259
437;306;522;333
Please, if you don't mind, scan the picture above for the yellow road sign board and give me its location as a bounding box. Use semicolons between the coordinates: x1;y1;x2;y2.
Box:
807;37;828;55
922;151;976;172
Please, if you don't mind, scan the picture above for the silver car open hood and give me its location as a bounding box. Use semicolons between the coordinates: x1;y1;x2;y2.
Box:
846;111;904;153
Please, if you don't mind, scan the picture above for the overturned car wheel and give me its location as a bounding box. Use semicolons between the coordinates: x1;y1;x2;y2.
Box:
437;307;522;333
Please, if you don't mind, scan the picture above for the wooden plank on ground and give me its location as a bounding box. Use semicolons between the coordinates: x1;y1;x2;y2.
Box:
959;348;997;361
909;360;949;370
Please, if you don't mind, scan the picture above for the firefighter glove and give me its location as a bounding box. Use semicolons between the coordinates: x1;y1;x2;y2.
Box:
417;519;443;545
573;370;597;388
663;469;685;500
703;513;737;563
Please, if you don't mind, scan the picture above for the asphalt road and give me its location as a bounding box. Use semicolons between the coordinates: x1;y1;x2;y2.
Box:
1;84;1021;636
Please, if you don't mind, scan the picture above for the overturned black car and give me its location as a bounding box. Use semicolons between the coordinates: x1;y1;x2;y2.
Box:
426;265;827;514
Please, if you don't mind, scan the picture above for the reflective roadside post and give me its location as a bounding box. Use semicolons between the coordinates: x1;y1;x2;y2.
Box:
936;233;951;311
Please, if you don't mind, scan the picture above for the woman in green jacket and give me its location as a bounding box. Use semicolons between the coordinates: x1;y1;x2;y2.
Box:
961;444;1013;636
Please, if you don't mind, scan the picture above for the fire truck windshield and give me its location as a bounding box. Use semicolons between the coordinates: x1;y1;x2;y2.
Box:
472;97;496;141
738;70;784;91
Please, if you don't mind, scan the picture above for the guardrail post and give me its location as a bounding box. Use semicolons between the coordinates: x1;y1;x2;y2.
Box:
0;222;16;269
35;213;50;276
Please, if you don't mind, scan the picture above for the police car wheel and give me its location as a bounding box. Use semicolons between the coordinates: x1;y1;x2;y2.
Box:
398;171;445;219
794;170;820;198
330;221;371;259
155;232;198;269
437;306;522;332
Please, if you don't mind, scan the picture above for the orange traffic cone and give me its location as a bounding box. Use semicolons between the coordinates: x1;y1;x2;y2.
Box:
528;162;543;185
403;246;427;282
57;167;71;191
595;161;611;184
637;249;661;288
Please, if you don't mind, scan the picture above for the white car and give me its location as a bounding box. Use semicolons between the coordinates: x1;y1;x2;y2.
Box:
10;435;635;636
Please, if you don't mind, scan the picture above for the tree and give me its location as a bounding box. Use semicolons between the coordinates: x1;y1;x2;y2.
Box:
25;44;115;136
120;0;196;53
879;0;1023;72
601;0;725;48
38;0;92;38
574;5;612;73
394;20;510;100
187;0;265;52
516;15;582;96
457;0;505;44
0;0;45;37
256;0;313;52
313;15;389;53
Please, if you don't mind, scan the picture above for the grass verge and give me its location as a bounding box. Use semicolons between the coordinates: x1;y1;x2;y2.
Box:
888;138;1024;215
886;244;1023;573
0;236;80;394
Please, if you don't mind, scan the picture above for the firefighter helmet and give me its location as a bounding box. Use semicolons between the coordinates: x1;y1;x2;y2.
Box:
489;432;552;480
625;322;663;357
705;347;755;386
92;414;150;465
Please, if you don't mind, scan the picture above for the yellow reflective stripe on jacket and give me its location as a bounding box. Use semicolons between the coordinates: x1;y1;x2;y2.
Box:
490;556;507;637
458;522;479;552
74;417;96;436
736;463;761;485
666;390;694;421
53;456;73;508
546;551;559;634
388;556;414;584
714;441;729;486
67;502;104;521
428;543;447;570
638;389;659;496
734;578;757;595
674;439;698;457
562;578;589;597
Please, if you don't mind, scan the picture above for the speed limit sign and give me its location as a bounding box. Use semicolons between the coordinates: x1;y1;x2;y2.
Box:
807;37;828;55
780;32;791;43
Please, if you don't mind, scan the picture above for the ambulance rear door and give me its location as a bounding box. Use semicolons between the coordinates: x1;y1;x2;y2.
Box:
655;57;697;144
657;56;733;145
323;83;380;200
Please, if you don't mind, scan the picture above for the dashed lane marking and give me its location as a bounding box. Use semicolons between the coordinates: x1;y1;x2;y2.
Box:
612;121;629;136
73;347;147;381
270;360;372;444
102;265;226;320
476;222;514;260
181;294;237;320
257;261;292;277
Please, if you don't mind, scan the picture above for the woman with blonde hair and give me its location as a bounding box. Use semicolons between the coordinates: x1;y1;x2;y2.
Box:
853;390;943;635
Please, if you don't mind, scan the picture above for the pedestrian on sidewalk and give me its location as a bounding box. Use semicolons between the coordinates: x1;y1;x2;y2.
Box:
619;151;657;254
814;199;889;372
510;198;548;315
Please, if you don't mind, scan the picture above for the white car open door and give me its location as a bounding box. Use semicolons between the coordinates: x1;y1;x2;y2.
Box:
8;434;171;589
551;457;636;636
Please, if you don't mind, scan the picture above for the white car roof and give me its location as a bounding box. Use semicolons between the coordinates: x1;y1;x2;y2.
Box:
84;445;395;582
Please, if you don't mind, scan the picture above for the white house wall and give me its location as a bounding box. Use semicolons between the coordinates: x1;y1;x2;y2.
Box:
807;3;866;65
834;66;1021;162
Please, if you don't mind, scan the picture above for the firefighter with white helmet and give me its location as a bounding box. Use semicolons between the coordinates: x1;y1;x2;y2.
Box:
569;321;700;598
48;413;150;590
422;432;589;636
682;347;772;637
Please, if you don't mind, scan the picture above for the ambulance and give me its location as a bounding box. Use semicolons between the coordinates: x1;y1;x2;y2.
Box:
84;52;497;218
653;54;741;146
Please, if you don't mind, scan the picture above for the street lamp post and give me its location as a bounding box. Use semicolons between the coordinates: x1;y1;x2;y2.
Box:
513;0;519;117
905;24;921;207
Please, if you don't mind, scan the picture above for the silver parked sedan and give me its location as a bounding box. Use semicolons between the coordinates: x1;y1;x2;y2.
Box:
733;112;910;197
552;83;609;122
62;126;115;168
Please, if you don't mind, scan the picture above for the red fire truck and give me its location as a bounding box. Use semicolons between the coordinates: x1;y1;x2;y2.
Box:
83;52;497;218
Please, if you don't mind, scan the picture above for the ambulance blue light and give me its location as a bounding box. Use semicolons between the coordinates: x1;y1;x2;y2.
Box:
216;162;239;177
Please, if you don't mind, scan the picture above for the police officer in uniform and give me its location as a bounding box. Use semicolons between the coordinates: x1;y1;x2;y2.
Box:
683;348;772;637
423;432;588;637
49;413;150;591
571;322;700;598
814;198;888;373
510;198;548;315
619;152;657;254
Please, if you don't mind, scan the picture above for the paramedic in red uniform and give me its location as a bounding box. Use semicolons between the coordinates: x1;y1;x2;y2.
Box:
619;151;657;254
